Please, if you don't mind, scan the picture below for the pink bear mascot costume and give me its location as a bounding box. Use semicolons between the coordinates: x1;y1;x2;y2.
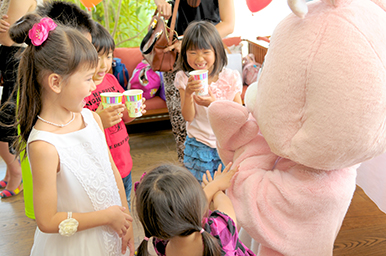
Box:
208;0;386;255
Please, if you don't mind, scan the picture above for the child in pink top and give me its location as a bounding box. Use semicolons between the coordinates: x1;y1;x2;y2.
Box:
84;22;145;206
175;21;242;182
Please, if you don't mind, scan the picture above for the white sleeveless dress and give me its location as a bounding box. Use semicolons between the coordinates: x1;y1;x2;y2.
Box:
28;109;130;256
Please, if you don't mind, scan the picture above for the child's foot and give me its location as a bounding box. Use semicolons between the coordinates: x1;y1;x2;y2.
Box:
0;183;23;198
0;180;8;188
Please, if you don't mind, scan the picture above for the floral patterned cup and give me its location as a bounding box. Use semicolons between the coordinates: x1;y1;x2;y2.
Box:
123;89;143;118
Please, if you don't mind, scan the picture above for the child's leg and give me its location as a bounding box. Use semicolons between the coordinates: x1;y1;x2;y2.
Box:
122;172;132;210
183;136;224;183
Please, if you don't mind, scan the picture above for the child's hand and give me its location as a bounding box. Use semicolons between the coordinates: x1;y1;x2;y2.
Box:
185;76;203;96
203;162;239;192
96;103;125;129
194;90;216;107
141;97;147;115
121;221;135;255
0;15;10;33
106;206;133;238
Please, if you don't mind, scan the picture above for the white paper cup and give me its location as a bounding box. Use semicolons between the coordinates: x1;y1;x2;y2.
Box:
189;70;209;96
123;89;143;118
100;92;123;108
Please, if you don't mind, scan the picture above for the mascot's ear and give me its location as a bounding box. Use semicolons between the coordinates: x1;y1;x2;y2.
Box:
287;0;308;18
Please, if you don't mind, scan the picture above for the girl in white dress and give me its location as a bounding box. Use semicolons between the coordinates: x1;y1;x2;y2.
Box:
7;13;135;256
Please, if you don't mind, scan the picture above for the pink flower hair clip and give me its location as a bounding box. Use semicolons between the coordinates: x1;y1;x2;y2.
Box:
134;172;147;193
28;17;57;46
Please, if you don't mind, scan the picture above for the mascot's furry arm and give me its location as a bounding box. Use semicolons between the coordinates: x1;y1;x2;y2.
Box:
208;0;386;255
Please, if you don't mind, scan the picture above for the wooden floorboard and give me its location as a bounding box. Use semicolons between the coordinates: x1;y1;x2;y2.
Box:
1;127;386;255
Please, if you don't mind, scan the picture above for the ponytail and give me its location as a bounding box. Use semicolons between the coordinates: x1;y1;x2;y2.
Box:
135;236;151;256
201;229;221;256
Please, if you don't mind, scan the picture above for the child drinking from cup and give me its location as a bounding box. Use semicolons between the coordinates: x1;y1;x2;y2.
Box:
175;21;243;182
8;14;134;255
84;22;145;207
134;163;255;256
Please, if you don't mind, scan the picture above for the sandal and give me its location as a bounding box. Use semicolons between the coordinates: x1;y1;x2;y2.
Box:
0;180;8;188
0;183;23;198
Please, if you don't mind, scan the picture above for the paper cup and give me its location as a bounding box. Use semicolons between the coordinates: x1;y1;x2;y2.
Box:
189;70;208;96
100;92;123;109
123;89;143;118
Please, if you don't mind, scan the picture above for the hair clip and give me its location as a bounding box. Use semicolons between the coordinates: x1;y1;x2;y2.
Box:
28;17;57;46
134;172;147;193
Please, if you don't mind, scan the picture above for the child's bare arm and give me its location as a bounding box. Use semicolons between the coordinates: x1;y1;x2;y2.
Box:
202;162;238;203
29;139;132;237
212;191;238;226
180;77;202;122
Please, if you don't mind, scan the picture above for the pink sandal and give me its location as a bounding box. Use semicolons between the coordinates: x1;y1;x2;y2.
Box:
0;183;23;198
0;180;8;188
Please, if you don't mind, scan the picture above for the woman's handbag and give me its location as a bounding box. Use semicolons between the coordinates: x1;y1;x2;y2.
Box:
140;0;180;72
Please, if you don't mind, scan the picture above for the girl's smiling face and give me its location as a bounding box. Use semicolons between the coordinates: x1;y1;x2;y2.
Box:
186;47;215;74
60;67;96;113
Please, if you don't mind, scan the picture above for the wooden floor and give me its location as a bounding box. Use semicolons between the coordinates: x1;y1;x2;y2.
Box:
1;122;386;255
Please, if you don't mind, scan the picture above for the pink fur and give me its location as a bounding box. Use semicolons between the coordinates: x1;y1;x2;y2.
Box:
208;0;386;255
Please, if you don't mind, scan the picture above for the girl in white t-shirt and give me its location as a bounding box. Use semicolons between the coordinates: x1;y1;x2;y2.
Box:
175;20;242;182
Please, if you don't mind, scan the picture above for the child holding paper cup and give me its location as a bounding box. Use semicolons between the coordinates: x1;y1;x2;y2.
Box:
175;21;242;182
84;22;146;207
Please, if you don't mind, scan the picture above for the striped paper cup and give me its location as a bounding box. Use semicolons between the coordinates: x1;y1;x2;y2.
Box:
123;89;143;118
100;92;123;108
189;69;208;96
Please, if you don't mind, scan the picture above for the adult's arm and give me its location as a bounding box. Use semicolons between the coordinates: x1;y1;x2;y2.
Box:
0;0;37;46
215;0;235;38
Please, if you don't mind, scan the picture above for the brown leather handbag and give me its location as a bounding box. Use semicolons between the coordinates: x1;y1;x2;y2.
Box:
140;0;180;72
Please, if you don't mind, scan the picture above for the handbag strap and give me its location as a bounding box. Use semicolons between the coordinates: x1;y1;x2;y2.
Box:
140;0;181;53
168;0;180;45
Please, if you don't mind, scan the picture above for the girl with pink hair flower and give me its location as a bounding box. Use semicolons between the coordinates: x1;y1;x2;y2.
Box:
4;13;135;256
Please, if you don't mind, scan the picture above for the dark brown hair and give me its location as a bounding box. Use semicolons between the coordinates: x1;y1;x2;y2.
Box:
8;13;98;156
36;0;96;35
135;164;221;256
92;22;115;55
176;21;227;77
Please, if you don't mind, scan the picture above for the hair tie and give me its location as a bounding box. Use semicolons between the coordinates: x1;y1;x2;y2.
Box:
144;236;150;241
28;17;57;46
134;172;147;193
200;228;205;234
